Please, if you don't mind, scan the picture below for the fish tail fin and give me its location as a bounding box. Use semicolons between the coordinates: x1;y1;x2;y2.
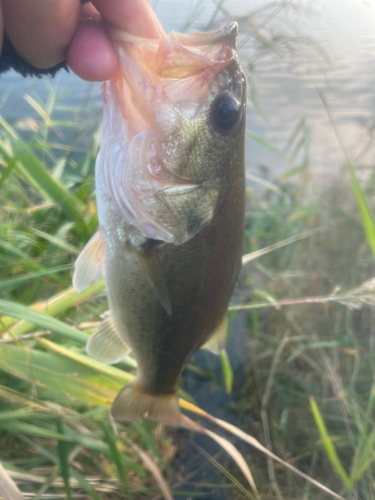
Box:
111;381;181;427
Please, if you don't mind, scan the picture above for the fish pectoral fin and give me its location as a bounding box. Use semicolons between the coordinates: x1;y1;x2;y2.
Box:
111;381;181;427
201;313;228;355
134;247;172;316
73;231;105;292
86;311;131;365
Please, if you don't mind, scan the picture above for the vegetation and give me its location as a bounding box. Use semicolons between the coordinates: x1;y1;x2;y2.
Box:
1;5;375;500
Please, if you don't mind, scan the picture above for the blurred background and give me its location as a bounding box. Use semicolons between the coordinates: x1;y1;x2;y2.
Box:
1;1;375;499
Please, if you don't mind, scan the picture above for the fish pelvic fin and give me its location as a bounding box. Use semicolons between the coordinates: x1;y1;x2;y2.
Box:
73;231;105;292
201;312;228;355
87;311;131;365
111;381;181;427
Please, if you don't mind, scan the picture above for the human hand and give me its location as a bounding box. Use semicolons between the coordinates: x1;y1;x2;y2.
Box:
0;0;164;81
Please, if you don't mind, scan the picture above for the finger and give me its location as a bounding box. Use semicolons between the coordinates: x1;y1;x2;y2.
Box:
91;0;166;38
2;0;80;69
67;18;118;81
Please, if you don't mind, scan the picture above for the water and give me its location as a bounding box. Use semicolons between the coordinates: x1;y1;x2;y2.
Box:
1;0;374;188
244;0;375;185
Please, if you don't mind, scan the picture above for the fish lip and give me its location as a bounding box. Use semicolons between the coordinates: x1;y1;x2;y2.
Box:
108;21;238;49
169;22;238;48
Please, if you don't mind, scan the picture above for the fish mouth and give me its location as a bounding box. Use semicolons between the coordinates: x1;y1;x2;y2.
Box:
109;22;239;80
109;21;238;49
168;22;238;47
104;22;241;144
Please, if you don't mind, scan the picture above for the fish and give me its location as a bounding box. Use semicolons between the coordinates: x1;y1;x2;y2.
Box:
73;20;246;426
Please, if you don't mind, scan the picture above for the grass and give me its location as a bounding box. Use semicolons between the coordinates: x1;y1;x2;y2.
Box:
231;111;375;498
1;13;375;500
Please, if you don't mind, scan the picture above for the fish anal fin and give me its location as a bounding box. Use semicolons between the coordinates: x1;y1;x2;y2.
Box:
201;313;228;355
111;381;181;427
134;247;172;315
86;311;130;365
73;231;105;292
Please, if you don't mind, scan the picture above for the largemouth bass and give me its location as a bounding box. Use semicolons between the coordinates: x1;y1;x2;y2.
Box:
73;21;246;426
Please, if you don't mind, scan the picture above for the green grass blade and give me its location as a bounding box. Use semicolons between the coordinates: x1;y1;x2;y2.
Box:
242;227;327;265
322;93;375;258
11;139;86;221
0;265;72;294
14;433;57;463
103;423;134;500
61;426;144;475
0;299;88;343
309;397;351;489
220;349;233;394
0;386;46;409
279;162;308;180
23;94;63;139
0;241;43;272
132;421;161;463
33;467;60;500
0;344;122;407
225;310;237;343
56;420;72;500
0;420;72;441
351;429;375;483
38;338;133;384
69;469;101;500
0;115;18;138
0;408;38;421
246;172;284;195
0;281;105;337
31;228;79;254
347;164;375;258
354;384;375;462
0;118;87;222
246;131;287;160
0;156;18;187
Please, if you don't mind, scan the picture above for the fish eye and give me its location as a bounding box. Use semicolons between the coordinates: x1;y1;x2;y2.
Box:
212;95;240;132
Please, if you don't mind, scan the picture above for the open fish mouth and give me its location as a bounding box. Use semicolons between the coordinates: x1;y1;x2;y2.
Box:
110;21;238;79
99;22;244;245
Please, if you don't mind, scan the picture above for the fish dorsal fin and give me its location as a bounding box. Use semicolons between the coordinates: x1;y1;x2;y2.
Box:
73;231;105;292
201;313;228;354
134;247;172;316
86;311;131;365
